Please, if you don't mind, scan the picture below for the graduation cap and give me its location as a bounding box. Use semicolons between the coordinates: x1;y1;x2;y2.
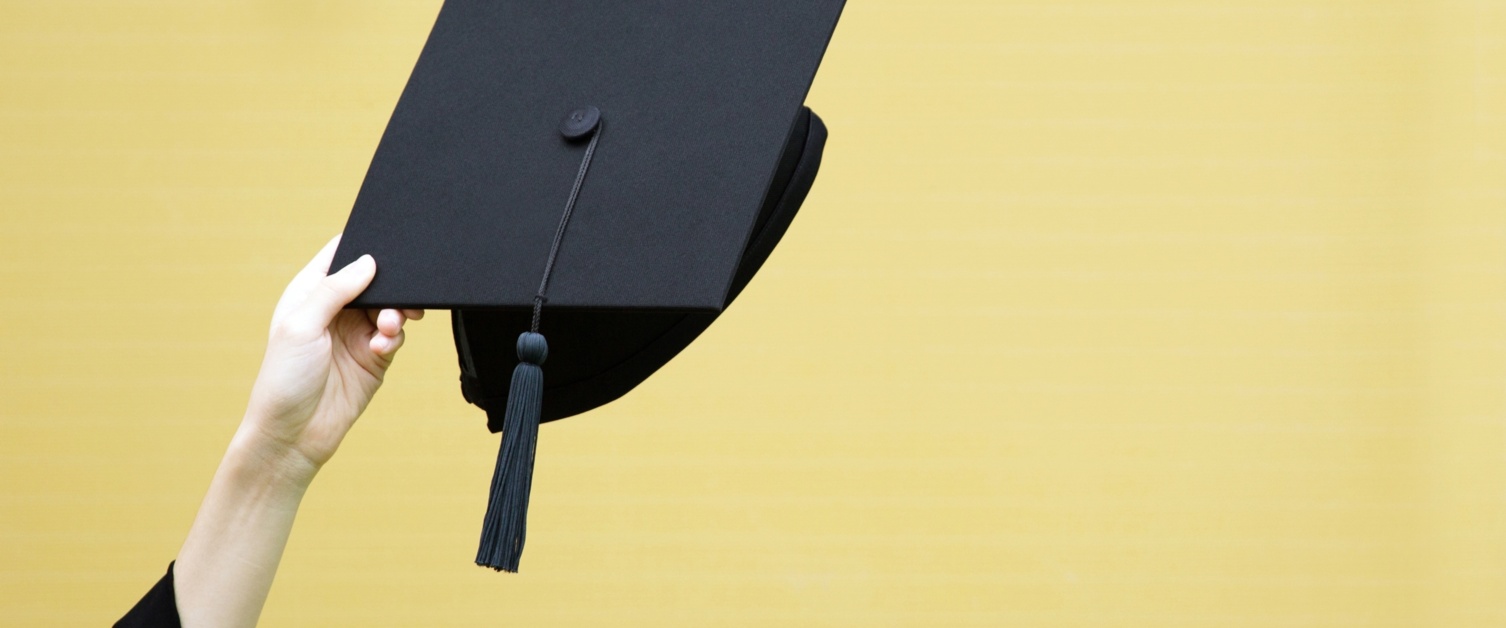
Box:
332;1;846;571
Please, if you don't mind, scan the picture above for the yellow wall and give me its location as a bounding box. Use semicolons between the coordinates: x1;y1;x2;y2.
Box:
2;1;1503;625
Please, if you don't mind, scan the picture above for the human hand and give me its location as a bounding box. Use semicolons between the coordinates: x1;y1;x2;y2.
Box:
234;236;424;484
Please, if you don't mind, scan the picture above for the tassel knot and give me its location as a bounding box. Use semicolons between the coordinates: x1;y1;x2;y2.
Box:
516;331;548;365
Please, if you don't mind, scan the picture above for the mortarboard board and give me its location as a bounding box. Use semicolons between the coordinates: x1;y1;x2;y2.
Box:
332;0;845;572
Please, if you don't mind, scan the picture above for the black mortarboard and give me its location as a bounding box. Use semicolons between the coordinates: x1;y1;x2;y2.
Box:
331;1;845;571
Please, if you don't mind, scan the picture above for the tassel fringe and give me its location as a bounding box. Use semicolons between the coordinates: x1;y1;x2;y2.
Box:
476;332;547;572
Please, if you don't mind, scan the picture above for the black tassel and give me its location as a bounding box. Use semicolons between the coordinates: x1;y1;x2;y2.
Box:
476;331;547;572
474;107;599;572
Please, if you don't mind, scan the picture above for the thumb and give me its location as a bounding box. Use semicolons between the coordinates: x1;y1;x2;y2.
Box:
299;254;377;326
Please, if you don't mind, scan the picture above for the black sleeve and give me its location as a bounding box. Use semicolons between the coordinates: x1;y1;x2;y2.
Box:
115;562;182;628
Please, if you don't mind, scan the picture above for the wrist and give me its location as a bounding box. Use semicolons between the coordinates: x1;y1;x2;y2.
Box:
226;422;322;492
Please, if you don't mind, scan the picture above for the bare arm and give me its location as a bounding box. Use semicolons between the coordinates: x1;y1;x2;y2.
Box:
173;237;423;628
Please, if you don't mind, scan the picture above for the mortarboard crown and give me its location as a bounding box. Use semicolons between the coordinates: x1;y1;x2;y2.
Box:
333;0;846;571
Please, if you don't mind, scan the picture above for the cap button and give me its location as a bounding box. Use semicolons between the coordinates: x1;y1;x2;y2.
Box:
560;106;601;140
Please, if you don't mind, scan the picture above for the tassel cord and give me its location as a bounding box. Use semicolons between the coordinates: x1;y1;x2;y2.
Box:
532;122;602;332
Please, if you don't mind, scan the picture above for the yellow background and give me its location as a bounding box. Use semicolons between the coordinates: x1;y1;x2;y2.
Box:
2;1;1503;625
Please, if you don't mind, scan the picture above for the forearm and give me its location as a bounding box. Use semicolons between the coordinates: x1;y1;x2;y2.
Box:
173;420;318;628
